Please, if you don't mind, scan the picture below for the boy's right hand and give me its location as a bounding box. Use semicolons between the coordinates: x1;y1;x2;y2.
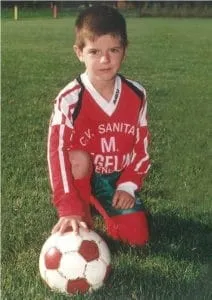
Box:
51;216;88;235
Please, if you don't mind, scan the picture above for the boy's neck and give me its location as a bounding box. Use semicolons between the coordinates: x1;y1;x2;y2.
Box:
86;73;116;103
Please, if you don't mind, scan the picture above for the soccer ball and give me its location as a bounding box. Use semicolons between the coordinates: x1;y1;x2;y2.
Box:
39;228;111;295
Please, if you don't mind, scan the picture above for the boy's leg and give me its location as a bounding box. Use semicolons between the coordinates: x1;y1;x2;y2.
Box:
107;211;149;246
91;173;149;246
69;150;93;227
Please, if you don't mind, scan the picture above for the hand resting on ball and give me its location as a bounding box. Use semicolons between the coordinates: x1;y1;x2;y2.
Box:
51;216;88;235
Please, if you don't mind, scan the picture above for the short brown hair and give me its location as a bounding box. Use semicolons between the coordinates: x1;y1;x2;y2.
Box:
75;5;128;50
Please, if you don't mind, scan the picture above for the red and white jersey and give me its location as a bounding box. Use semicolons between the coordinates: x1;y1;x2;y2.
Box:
48;73;150;217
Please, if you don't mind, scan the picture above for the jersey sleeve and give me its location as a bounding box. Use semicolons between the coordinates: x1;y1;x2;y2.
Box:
47;87;85;217
117;91;151;191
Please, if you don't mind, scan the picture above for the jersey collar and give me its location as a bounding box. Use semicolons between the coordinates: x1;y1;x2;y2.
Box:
80;72;122;116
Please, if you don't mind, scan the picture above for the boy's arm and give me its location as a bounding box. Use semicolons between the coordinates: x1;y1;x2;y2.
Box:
117;98;151;194
48;95;85;218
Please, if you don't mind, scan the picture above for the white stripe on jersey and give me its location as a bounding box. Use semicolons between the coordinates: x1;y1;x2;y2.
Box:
126;78;147;126
51;105;63;126
126;79;146;98
59;88;81;116
139;100;147;126
47;126;54;191
47;125;70;193
134;136;149;173
51;81;82;128
58;125;70;193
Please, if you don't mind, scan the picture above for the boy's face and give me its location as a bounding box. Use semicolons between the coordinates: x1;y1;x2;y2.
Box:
74;34;126;83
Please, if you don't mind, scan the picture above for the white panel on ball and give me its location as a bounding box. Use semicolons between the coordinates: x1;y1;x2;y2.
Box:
85;260;107;285
59;252;86;279
91;281;104;291
45;269;67;292
98;240;111;265
57;232;82;252
39;253;46;279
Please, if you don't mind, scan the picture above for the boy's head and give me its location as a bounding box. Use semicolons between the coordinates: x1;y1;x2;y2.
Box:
75;5;128;50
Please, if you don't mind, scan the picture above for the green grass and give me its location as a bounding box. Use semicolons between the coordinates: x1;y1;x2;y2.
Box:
2;17;212;299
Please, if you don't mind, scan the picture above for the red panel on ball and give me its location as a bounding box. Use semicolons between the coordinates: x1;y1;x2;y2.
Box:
44;247;62;269
67;278;90;294
79;240;99;262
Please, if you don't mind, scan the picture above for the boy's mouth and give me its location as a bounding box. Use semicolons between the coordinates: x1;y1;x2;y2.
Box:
99;68;112;72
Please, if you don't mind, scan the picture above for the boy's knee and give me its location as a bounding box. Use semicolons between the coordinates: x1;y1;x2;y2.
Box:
69;150;92;179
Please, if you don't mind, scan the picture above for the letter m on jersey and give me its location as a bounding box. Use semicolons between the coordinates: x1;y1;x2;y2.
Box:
101;137;116;153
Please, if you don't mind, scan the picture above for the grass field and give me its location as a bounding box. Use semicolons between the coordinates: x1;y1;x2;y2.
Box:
2;17;212;300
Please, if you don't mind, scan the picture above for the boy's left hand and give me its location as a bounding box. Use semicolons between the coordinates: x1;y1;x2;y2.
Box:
112;190;135;210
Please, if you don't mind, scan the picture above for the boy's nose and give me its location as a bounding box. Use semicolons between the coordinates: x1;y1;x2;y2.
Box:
100;53;110;63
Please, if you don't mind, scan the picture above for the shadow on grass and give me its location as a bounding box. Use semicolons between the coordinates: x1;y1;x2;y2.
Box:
102;263;212;300
94;212;212;300
100;213;212;263
97;211;211;265
148;212;212;264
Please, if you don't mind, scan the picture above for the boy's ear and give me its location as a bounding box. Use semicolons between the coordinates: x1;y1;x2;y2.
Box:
73;45;84;62
123;47;127;61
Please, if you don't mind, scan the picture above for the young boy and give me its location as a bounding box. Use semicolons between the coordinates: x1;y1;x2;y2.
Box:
48;5;151;246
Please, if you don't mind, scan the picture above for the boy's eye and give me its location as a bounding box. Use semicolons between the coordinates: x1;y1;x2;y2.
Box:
89;49;98;55
110;48;120;53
